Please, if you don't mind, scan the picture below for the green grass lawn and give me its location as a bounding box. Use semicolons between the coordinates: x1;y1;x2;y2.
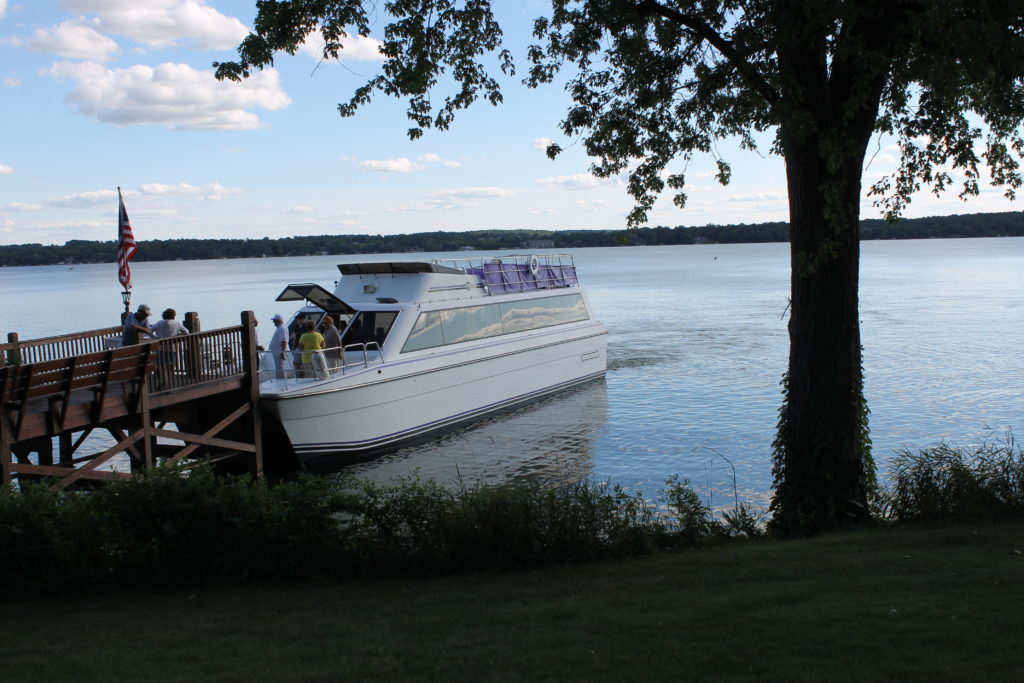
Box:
3;520;1022;682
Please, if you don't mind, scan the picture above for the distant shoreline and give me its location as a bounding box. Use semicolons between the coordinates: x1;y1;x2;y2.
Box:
2;210;1021;267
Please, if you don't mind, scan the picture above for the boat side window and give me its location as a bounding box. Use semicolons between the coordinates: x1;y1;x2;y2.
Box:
548;294;589;325
440;304;503;345
499;294;588;333
343;311;399;348
402;311;444;352
401;294;589;354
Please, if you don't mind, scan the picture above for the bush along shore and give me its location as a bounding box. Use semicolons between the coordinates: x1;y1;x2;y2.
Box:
1;433;1020;599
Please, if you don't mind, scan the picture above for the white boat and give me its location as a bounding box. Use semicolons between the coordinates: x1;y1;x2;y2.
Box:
259;254;608;467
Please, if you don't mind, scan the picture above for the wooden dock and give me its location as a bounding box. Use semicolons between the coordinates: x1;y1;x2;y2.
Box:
0;312;264;488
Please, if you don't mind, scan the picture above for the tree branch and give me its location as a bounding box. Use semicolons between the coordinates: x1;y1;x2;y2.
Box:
632;0;778;109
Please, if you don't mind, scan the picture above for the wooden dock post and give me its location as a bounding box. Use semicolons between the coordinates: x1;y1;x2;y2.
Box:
241;310;264;478
5;332;20;367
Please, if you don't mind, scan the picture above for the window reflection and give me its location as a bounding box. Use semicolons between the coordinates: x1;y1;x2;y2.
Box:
400;294;589;354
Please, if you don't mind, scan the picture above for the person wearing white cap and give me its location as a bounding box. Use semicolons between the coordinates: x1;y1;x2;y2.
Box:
268;313;289;378
121;303;154;346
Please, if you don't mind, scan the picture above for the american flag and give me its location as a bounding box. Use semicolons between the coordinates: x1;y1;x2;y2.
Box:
117;188;136;290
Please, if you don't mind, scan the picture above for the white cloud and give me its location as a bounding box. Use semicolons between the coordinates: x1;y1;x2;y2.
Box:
359;153;461;172
572;199;611;212
43;60;290;130
726;191;787;203
134;207;179;218
418;152;461;168
138;182;196;195
360;158;418;173
537;173;613;191
298;32;385;62
4;77;21;87
388;187;513;213
63;0;249;50
436;187;513;199
0;164;13;174
3;202;43;211
282;206;314;214
37;219;107;230
532;137;554;152
50;188;118;207
0;1;6;21
27;21;120;61
138;181;241;200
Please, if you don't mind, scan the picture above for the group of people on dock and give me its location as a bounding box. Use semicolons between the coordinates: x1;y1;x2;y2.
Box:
265;312;343;380
121;304;190;346
121;303;190;388
122;303;347;383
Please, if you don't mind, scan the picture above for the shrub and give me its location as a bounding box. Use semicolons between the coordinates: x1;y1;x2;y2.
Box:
1;467;746;597
334;475;689;574
881;433;1024;521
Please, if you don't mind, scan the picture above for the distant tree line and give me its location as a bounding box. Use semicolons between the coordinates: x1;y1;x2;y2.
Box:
1;211;1021;267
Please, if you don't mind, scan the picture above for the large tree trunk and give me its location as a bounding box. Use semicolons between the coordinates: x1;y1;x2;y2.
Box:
769;140;874;536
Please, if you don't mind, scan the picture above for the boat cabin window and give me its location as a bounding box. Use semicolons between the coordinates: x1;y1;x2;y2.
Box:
441;304;503;345
403;311;443;352
499;294;589;333
401;293;589;353
342;311;398;348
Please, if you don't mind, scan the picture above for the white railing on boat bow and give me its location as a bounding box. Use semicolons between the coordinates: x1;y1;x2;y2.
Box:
264;342;383;382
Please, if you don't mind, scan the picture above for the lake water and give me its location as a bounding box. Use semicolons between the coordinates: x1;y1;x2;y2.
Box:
2;238;1020;505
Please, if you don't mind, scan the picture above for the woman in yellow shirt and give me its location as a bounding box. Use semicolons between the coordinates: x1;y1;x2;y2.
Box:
298;320;325;378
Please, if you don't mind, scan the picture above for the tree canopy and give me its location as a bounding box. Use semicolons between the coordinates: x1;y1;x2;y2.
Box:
217;1;1024;536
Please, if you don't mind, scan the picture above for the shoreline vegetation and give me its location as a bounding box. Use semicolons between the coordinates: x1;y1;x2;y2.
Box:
2;438;1021;678
2;210;1022;267
2;434;1020;596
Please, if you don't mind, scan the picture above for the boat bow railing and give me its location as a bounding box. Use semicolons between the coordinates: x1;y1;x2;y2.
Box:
268;342;383;382
338;342;382;374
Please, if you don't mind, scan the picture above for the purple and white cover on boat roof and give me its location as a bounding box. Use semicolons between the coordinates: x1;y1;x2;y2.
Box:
445;254;579;294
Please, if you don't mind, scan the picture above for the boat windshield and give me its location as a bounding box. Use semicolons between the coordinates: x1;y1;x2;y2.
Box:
342;311;399;349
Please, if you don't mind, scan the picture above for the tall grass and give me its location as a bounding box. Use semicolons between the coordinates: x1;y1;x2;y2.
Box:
881;432;1024;520
0;468;760;598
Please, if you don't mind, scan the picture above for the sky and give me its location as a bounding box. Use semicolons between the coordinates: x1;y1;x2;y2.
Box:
1;1;1020;247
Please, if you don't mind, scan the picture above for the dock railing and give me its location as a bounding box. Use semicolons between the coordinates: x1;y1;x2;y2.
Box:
2;327;122;366
1;326;246;393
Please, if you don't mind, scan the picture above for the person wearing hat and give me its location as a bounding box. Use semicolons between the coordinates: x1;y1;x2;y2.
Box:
121;303;154;346
268;313;289;378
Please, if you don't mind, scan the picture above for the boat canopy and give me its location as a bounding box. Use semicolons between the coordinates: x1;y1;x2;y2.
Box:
337;262;465;276
275;283;356;315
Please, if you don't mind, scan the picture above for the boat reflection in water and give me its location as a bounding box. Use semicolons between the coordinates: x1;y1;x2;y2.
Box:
336;378;609;488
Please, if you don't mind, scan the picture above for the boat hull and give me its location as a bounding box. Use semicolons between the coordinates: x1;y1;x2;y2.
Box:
261;326;607;467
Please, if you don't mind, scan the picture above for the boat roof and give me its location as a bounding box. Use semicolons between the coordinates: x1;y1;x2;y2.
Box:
277;255;582;311
338;262;464;275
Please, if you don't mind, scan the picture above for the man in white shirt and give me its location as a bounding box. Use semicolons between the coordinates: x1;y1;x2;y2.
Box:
268;313;289;378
